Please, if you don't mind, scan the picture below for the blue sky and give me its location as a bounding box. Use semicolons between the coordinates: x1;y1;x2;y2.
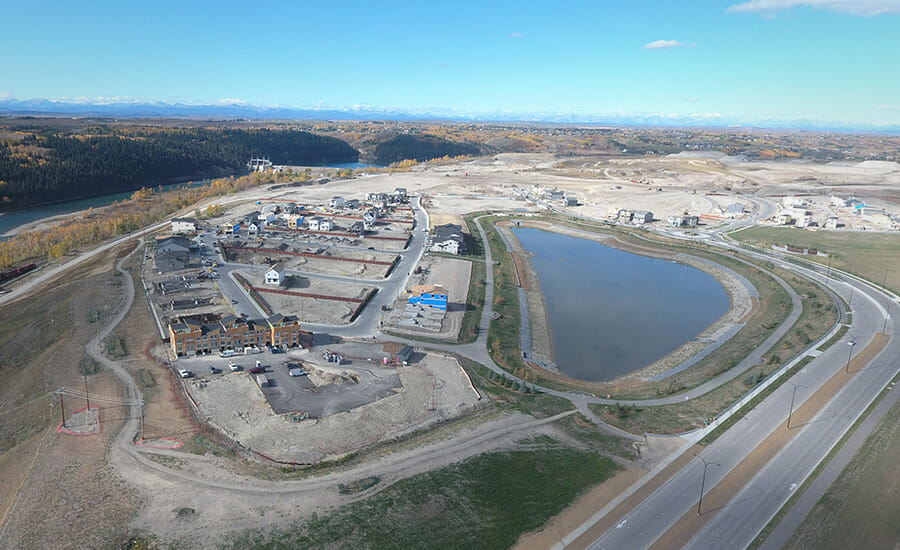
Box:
2;0;899;128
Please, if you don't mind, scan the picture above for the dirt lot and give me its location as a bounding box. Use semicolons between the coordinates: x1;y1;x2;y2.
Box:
185;351;481;463
237;269;372;325
223;237;397;279
385;255;473;339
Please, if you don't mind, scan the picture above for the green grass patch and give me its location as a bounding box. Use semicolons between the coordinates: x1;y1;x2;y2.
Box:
137;368;156;388
222;447;619;550
459;253;487;344
79;356;100;376
728;226;900;295
458;357;575;419
103;334;128;359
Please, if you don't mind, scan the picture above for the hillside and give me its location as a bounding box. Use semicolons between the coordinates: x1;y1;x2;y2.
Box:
0;126;359;211
374;134;482;165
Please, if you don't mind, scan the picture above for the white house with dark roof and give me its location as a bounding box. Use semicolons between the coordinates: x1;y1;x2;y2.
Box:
265;263;285;285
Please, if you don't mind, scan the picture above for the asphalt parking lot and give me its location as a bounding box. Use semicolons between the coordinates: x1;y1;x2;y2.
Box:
260;361;401;417
175;350;402;418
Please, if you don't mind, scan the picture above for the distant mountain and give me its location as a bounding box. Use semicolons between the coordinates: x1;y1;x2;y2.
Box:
1;97;899;134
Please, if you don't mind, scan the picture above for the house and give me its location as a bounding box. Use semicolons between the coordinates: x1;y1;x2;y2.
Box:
223;220;241;235
317;218;333;231
408;285;448;310
171;217;198;234
825;216;840;229
259;211;276;224
727;203;745;216
154;236;191;272
308;217;323;231
394;187;407;200
667;215;699;228
265;263;285;285
287;214;305;229
631;210;653;224
267;313;302;348
363;208;378;223
345;198;360;209
565;196;578;207
548;189;565;201
247;221;260;233
430;223;467;255
349;221;366;235
330;196;345;208
243;211;261;225
776;213;794;225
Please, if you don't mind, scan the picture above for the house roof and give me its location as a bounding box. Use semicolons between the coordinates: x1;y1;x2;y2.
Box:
266;263;285;275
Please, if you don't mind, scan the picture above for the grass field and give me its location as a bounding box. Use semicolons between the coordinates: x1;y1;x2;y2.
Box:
729;226;900;294
222;446;619;550
786;397;900;549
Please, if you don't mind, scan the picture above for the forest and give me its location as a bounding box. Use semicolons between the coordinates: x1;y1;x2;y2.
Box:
0;126;358;211
374;134;482;165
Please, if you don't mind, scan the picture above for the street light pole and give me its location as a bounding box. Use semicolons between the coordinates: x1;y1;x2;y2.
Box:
845;339;856;374
848;283;855;307
786;381;806;429
696;456;720;516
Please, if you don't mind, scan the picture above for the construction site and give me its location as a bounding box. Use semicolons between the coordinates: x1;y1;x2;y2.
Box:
182;345;483;464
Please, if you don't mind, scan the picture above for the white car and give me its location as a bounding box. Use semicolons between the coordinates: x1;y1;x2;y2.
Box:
228;363;241;372
177;369;192;378
289;369;308;377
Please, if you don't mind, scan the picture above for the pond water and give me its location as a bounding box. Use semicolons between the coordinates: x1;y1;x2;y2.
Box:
512;227;730;382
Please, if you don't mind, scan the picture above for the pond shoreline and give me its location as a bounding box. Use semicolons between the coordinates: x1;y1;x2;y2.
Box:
497;220;755;385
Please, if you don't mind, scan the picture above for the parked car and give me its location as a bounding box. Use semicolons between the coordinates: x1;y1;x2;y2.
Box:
219;349;236;358
177;369;192;378
245;347;262;355
289;369;308;377
228;363;241;372
209;366;220;374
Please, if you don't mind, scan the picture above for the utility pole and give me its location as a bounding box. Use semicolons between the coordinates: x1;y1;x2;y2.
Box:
59;392;66;428
845;339;856;374
786;381;806;429
825;256;832;287
848;283;855;308
83;376;91;411
696;456;720;516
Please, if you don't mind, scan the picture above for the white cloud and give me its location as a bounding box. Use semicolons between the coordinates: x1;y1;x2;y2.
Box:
727;0;900;16
509;32;525;38
878;104;900;110
643;39;688;49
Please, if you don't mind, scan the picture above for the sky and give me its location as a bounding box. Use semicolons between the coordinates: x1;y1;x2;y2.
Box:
2;0;900;128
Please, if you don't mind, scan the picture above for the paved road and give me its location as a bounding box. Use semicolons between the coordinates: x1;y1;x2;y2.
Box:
758;370;900;550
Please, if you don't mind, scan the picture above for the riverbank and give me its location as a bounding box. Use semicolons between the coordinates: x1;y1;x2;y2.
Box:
497;220;755;384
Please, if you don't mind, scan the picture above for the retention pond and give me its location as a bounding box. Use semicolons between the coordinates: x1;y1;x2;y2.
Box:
512;227;730;382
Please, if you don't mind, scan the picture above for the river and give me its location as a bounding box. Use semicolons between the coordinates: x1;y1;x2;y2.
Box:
0;179;216;238
512;227;730;382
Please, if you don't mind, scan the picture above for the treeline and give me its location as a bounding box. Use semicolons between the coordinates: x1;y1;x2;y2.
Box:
0;127;358;211
374;134;481;165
